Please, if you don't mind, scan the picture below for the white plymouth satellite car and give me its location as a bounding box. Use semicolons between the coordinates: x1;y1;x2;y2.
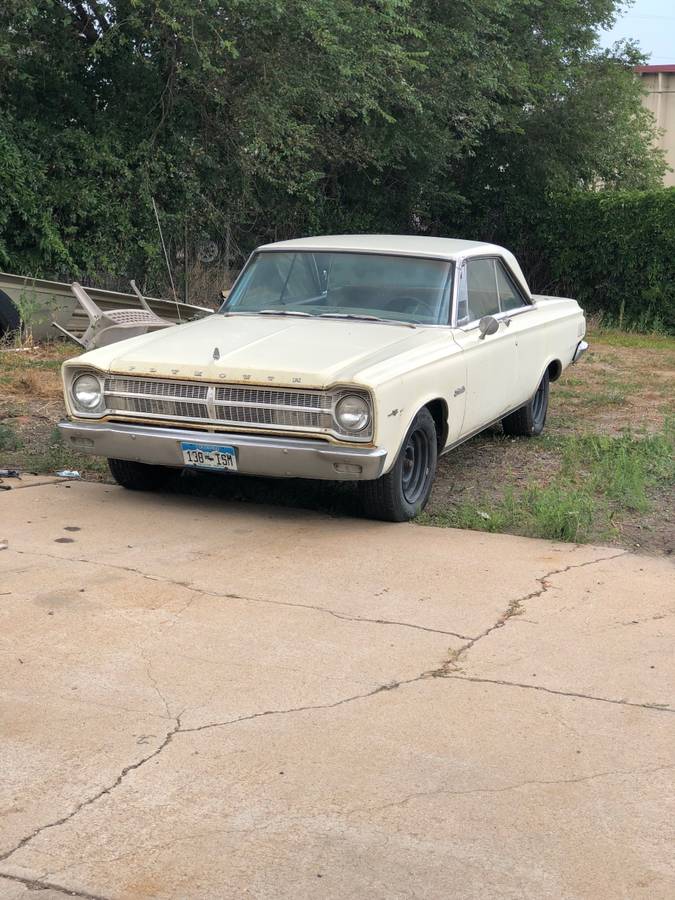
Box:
59;235;587;520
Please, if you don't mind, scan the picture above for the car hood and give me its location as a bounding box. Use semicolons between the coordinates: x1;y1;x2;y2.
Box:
72;313;448;388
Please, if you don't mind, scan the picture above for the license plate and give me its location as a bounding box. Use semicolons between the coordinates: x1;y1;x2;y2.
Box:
180;442;238;472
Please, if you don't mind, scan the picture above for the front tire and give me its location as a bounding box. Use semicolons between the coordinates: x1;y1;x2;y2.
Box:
359;407;437;522
502;370;549;437
108;458;173;491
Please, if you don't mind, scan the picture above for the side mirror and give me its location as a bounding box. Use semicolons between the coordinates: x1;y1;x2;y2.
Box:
478;315;499;340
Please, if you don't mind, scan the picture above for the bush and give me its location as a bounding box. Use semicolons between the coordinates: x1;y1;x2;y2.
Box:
535;188;675;332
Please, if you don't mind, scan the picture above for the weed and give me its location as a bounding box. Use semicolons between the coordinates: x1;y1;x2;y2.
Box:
0;423;23;452
419;484;596;543
561;430;674;512
23;437;108;477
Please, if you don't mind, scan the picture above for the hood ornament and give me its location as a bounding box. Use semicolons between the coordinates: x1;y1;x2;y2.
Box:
213;347;220;361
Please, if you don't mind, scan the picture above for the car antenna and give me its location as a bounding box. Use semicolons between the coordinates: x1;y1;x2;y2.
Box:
152;196;182;322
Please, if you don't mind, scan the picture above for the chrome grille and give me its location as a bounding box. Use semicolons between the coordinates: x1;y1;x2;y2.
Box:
112;396;209;419
214;406;331;429
215;386;332;409
105;377;208;400
101;376;371;440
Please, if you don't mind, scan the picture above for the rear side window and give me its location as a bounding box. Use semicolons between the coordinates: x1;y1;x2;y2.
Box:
495;261;526;311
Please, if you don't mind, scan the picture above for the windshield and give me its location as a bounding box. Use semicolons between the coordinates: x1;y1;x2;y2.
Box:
221;251;454;325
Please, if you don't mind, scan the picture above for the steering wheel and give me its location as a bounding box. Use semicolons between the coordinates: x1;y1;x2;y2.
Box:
384;296;436;317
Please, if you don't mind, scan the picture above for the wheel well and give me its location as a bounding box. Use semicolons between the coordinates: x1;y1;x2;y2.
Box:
425;399;449;451
547;359;562;382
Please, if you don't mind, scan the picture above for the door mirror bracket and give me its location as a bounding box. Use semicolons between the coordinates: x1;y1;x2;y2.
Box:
478;316;500;340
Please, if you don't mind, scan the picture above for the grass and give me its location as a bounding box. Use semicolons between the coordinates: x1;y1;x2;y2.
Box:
20;428;109;478
1;421;109;478
0;423;23;452
589;325;675;349
420;426;674;544
0;341;107;479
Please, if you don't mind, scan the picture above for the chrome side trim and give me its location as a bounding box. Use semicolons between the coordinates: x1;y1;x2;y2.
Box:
457;305;536;333
439;400;526;456
59;422;387;481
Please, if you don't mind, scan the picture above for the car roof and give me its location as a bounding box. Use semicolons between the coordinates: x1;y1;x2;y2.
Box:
257;234;503;260
255;234;532;297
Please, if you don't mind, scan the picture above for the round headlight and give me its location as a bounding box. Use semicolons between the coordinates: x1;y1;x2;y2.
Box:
335;394;370;432
72;373;103;410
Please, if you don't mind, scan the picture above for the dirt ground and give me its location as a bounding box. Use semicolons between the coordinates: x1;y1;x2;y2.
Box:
1;330;673;553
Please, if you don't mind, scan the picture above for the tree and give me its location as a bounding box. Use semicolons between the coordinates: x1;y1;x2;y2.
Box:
0;0;666;292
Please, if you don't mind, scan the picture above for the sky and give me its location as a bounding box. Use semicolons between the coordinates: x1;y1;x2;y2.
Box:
599;0;675;63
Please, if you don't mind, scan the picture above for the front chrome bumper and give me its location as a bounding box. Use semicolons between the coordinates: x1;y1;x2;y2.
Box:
573;339;589;363
58;421;387;481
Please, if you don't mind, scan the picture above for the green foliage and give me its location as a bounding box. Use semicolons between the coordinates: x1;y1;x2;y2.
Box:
12;287;44;342
537;189;675;333
0;1;666;298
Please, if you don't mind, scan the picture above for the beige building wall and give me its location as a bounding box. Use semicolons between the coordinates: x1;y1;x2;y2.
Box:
637;66;675;187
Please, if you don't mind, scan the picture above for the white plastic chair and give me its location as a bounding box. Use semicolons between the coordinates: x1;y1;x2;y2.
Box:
53;281;173;349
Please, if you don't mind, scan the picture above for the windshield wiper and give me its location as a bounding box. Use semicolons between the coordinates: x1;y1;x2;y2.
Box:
319;312;416;328
258;309;312;317
319;312;381;321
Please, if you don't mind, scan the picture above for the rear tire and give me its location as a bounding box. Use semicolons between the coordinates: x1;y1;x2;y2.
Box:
108;458;173;491
359;407;437;522
0;290;20;338
502;371;549;437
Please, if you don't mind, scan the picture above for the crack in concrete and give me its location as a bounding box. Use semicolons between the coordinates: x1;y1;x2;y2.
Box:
364;763;675;813
140;647;172;719
0;870;110;899
431;550;629;675
0;716;182;865
6;645;669;879
3;541;661;894
442;674;675;713
0;679;419;868
11;548;472;640
179;677;414;736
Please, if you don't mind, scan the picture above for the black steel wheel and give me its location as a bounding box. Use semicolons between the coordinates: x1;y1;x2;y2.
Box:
401;427;432;505
502;370;550;437
359;407;438;522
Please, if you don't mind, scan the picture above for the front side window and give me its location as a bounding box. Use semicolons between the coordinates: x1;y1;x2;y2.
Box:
466;259;500;320
222;251;454;325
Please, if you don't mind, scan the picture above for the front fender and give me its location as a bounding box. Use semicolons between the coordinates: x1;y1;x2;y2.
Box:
373;358;466;474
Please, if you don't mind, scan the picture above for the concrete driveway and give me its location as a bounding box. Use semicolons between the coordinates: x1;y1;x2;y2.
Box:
1;477;673;900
